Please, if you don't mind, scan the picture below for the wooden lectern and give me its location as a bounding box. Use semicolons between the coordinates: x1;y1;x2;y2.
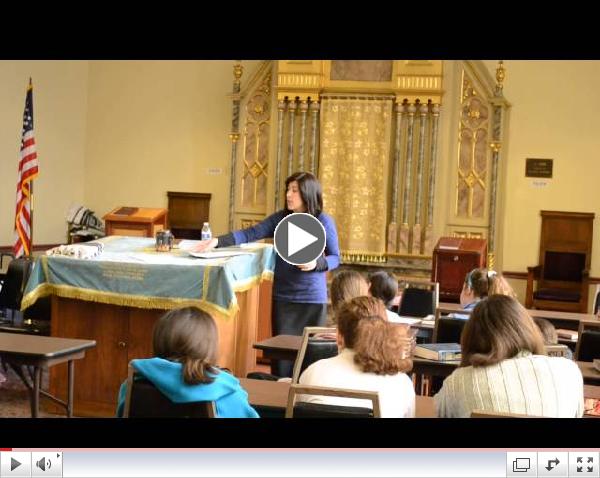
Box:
103;207;168;238
432;237;487;303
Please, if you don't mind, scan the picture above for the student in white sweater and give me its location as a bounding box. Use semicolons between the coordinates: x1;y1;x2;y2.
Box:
435;295;584;418
298;296;416;418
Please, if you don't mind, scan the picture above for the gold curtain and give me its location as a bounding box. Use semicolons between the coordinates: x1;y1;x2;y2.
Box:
319;96;393;263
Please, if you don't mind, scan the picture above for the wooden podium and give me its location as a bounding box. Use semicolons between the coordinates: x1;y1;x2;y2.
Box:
103;207;167;238
432;237;487;303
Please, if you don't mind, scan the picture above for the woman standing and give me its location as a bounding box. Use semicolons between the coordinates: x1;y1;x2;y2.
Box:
193;172;340;376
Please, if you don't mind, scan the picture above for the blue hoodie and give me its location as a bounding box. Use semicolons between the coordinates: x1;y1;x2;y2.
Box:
116;357;259;418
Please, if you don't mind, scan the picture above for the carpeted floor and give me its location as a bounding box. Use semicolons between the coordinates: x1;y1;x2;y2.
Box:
0;362;59;418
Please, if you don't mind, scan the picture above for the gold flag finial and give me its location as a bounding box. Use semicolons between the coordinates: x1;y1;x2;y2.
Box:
495;60;505;94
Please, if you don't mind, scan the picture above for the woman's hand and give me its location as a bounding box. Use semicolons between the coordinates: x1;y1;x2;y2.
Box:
191;238;218;252
297;259;317;271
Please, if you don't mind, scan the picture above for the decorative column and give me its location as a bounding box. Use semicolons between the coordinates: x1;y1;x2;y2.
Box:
388;102;405;253
274;99;287;211
412;102;429;254
487;61;507;269
424;103;441;254
297;100;308;171
309;100;320;174
287;99;297;177
399;103;417;254
228;61;243;231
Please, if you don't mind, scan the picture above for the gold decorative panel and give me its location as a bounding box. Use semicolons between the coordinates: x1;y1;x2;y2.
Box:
456;71;489;218
330;61;393;82
241;72;271;209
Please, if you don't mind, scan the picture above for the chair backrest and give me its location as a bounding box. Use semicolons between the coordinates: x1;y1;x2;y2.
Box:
544;344;571;358
575;330;600;362
285;383;381;418
292;327;337;384
433;316;467;344
398;282;439;318
0;257;33;310
542;251;586;283
123;364;216;418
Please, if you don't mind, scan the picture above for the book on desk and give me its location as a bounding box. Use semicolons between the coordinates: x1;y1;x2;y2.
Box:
556;328;578;341
414;343;461;361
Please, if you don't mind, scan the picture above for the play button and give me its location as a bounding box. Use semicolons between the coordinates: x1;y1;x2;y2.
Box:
274;213;326;266
11;458;21;471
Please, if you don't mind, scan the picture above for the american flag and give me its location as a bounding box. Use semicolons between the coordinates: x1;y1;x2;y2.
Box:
14;79;39;258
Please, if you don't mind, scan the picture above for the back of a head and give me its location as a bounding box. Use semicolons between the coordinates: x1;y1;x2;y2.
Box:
533;317;558;345
368;271;398;308
153;307;219;385
337;296;414;375
465;268;515;299
461;295;545;367
330;270;369;313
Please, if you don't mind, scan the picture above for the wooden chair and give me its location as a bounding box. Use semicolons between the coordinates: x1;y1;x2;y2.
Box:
525;211;594;313
285;383;381;418
291;327;337;384
123;363;216;418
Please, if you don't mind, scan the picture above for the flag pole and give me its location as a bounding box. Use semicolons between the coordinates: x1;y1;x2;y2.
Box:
28;77;34;259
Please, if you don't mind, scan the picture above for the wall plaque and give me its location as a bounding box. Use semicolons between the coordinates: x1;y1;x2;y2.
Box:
526;158;553;178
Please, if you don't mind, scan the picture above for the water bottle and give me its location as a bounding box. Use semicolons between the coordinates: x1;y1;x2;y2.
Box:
201;222;212;241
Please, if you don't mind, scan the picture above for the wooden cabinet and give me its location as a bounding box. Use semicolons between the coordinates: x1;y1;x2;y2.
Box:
167;192;211;239
431;237;487;303
47;283;261;417
103;207;167;238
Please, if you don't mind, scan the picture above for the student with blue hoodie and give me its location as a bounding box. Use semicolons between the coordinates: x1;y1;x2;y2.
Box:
116;306;259;418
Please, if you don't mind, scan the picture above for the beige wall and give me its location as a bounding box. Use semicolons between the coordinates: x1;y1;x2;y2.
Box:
483;60;600;276
84;60;262;237
0;60;88;246
4;59;600;285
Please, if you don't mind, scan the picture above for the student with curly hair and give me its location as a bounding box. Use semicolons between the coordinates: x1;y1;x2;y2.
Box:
298;296;416;417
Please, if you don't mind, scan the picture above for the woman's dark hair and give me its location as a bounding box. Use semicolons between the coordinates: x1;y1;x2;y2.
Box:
285;171;323;217
460;295;545;367
368;271;398;308
153;307;219;385
336;296;414;375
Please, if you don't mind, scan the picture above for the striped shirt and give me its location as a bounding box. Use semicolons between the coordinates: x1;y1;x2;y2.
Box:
434;352;584;417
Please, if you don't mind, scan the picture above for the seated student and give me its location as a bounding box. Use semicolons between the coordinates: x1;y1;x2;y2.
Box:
298;296;416;418
116;306;258;418
368;271;403;323
450;268;515;320
534;317;574;360
435;295;584;418
329;270;370;324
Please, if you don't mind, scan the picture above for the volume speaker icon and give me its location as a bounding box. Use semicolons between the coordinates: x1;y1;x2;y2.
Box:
36;457;51;471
